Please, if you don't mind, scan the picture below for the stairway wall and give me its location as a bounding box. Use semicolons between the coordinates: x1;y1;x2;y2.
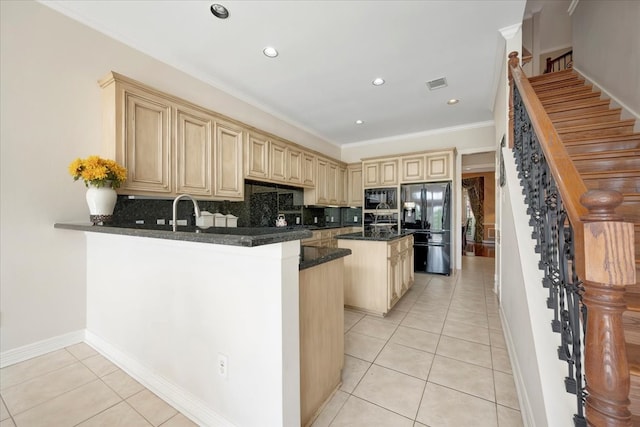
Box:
499;146;575;426
572;1;640;117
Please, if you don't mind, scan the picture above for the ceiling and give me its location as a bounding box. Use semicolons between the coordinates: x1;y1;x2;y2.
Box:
44;0;526;146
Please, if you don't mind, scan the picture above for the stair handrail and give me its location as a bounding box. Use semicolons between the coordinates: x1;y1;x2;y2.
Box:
508;51;636;427
546;50;573;74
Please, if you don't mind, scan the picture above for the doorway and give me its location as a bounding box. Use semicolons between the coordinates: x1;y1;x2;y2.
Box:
461;152;495;258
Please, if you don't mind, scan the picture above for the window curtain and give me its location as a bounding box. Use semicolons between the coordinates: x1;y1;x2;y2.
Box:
462;177;484;242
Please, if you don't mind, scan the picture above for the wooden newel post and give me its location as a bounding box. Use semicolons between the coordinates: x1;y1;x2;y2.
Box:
580;190;636;427
508;51;519;149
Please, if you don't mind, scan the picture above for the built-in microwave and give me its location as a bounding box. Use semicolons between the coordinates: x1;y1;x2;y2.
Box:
364;188;398;210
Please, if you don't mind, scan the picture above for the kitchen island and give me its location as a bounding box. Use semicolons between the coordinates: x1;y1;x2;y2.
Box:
337;230;414;316
54;222;316;427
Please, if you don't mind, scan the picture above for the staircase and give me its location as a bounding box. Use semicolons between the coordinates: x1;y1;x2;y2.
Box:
528;68;640;423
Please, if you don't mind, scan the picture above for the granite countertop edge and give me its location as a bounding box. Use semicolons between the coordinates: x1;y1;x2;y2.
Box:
335;230;415;242
54;222;313;247
299;246;352;271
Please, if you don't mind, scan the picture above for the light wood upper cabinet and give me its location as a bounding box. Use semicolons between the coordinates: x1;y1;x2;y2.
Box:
176;107;213;197
121;89;173;194
363;162;379;187
245;132;269;180
347;164;363;207
426;152;452;180
401;156;425;183
327;162;338;205
302;153;315;188
286;146;303;185
214;120;244;200
101;72;245;201
337;165;348;206
315;158;329;205
362;159;397;187
269;139;287;182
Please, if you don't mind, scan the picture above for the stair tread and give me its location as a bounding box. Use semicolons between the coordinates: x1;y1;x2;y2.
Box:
541;92;601;106
571;148;640;160
628;343;640;375
546;98;610;112
536;85;594;99
563;134;640;147
533;80;586;93
582;169;640;178
557;119;636;133
551;109;622;124
529;69;576;84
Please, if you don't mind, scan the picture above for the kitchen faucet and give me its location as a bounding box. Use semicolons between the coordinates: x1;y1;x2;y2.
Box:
172;194;201;232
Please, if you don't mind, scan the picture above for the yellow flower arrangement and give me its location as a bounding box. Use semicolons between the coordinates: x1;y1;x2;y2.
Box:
68;155;127;188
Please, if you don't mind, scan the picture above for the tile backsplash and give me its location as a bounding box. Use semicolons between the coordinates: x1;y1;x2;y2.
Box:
112;181;361;228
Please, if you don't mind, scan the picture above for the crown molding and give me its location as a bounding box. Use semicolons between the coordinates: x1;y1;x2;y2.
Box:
499;23;522;40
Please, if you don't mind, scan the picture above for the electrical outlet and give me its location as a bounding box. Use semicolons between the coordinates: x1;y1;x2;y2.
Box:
330;216;334;222
296;217;300;224
135;219;144;224
157;219;166;225
314;217;318;224
218;353;228;379
354;216;358;222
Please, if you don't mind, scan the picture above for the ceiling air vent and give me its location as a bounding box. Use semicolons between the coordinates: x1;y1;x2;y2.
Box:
426;77;448;90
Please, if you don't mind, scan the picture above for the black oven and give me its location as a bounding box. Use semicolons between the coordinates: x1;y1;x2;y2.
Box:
364;188;397;210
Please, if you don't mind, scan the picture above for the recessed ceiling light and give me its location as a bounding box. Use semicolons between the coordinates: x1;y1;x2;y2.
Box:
355;120;364;125
210;4;229;19
372;78;385;86
447;98;460;105
263;47;278;58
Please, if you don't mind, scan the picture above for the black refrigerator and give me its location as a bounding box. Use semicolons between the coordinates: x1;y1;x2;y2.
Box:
401;182;451;275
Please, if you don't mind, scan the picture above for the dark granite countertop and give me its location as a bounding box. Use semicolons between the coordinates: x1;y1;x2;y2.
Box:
299;246;351;271
54;222;312;247
335;230;415;242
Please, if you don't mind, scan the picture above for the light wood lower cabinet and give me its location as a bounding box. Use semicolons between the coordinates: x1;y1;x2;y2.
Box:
338;234;414;316
299;258;344;426
301;227;362;248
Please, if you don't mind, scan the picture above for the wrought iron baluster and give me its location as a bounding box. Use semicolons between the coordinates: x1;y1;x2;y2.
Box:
512;85;587;427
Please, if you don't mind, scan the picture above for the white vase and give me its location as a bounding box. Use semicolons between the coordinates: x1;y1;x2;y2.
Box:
86;184;117;225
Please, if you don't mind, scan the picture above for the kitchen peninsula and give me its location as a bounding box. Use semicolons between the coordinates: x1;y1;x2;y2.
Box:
337;230;414;316
54;222;349;427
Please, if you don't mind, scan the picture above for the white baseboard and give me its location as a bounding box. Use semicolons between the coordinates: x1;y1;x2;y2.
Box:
85;331;235;427
0;330;85;368
500;308;535;427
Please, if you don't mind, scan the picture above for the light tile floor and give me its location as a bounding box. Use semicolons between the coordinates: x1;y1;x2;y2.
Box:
0;343;197;427
313;255;523;427
0;256;520;427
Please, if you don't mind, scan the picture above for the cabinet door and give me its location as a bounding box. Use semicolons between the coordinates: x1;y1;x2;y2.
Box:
270;139;287;182
401;156;425;183
315;158;329;204
337;166;348;206
380;160;398;186
347;165;363;206
176;107;213;197
426;152;451;180
363;162;379;187
302;152;315;187
123;91;172;194
327;162;338;204
214;120;244;200
245;132;269;179
287;147;303;185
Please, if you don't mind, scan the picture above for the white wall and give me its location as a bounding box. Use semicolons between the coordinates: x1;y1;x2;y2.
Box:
0;0;337;354
84;234;300;427
572;0;640;116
